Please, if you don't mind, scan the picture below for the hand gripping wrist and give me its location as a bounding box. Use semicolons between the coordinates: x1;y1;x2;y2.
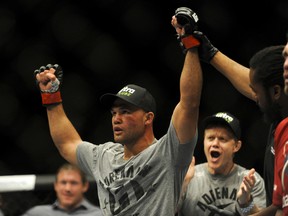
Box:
193;31;218;63
34;64;63;106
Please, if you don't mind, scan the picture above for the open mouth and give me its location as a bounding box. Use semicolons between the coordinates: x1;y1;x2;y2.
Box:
210;151;220;158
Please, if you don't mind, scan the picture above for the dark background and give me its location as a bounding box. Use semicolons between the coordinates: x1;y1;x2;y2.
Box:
0;0;287;213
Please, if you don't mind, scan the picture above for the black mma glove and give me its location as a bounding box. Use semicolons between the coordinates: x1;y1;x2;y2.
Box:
174;7;200;53
34;64;63;106
193;31;218;63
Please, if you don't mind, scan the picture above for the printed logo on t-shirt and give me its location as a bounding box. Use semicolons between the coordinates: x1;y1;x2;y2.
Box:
99;163;155;214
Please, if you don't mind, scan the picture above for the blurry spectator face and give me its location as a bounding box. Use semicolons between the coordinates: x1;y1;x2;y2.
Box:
54;169;89;210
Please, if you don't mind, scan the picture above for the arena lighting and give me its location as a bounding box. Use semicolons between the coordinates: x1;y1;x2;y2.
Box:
0;174;94;192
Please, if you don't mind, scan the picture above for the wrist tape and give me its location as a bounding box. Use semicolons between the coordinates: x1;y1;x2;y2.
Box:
41;91;62;106
180;35;200;49
40;79;62;106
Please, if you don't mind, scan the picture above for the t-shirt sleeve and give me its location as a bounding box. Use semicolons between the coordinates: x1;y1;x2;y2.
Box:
76;141;98;177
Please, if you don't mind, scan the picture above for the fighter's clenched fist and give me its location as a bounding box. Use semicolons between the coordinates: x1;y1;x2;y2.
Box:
34;64;63;106
171;7;200;53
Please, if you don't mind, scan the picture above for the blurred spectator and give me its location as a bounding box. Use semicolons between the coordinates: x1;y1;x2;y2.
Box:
21;163;102;216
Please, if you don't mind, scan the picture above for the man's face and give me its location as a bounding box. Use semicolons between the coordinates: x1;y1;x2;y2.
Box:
54;169;88;210
203;126;240;175
111;98;148;145
283;42;288;95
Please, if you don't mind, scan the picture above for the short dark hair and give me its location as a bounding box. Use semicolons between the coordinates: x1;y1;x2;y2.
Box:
56;163;87;184
249;45;285;88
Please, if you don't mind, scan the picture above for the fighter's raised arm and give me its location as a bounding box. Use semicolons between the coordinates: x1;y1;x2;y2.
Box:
171;7;203;144
34;64;81;165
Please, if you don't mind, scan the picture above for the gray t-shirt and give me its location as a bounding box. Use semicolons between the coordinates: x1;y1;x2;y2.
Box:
77;121;197;215
178;163;267;216
21;198;102;216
